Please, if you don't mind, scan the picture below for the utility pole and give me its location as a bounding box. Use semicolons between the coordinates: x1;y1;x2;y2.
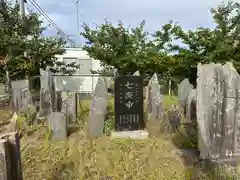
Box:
18;0;28;58
76;0;79;44
19;0;25;16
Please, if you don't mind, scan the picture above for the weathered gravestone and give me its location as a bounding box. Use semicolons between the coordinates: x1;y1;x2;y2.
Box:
39;68;57;118
186;89;197;123
11;80;33;113
196;62;240;166
148;73;162;120
61;92;77;123
0;132;23;180
162;110;171;135
221;62;240;161
88;77;108;137
168;104;181;133
112;75;148;139
47;112;67;140
178;79;193;113
0;83;6;95
147;83;152;113
197;63;224;161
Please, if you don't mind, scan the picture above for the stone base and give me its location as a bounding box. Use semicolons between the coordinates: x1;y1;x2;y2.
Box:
199;157;240;169
111;130;149;140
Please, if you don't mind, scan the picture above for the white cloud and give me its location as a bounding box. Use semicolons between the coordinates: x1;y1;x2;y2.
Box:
25;0;238;44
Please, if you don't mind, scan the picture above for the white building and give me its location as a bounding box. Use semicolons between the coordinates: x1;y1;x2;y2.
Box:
54;48;103;93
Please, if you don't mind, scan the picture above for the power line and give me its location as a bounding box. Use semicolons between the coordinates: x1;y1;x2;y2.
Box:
27;0;76;47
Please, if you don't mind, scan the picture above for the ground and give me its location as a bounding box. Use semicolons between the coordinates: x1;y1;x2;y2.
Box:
3;96;209;179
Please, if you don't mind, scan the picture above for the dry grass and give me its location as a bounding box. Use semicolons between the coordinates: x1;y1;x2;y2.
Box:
0;108;12;129
19;95;205;180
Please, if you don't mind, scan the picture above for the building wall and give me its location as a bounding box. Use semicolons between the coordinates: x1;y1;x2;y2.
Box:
54;48;102;93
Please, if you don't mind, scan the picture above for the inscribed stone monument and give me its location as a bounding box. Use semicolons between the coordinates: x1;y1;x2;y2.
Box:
114;75;145;131
48;112;67;140
88;77;108;137
0;132;23;180
148;73;162;120
186;89;197;122
11;80;32;113
178;79;193;112
197;63;224;161
221;62;240;159
39;67;57;117
168;104;181;133
197;62;240;167
61;91;77;123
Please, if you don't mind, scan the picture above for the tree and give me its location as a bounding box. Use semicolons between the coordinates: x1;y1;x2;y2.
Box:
81;20;158;76
165;1;240;85
0;1;78;90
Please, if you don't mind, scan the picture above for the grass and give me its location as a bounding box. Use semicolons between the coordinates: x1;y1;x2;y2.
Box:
15;95;205;179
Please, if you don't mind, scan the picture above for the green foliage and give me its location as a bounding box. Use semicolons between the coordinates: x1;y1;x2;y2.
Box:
81;20;160;76
0;1;79;84
1;0;240;89
104;99;115;135
169;1;240;85
81;1;240;86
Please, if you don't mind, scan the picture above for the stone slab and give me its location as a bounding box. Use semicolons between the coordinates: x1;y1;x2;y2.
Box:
111;130;149;140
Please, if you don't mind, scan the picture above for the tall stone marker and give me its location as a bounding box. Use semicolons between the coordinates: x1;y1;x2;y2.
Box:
197;63;224;161
178;79;193;113
39;67;57;117
48;112;67;140
148;73;162;120
0;132;23;180
112;75;148;139
186;88;197;122
61;91;77;124
11;80;32;113
88;77;108;137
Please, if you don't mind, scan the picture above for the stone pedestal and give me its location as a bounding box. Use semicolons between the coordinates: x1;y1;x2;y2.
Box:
111;130;149;140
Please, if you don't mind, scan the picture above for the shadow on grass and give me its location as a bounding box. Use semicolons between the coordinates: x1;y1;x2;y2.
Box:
68;124;81;136
51;160;75;180
170;122;206;179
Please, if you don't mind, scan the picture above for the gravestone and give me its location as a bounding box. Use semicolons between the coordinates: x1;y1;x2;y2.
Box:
148;73;162;120
112;75;148;139
147;83;152;113
0;83;6;95
221;62;240;160
162;110;171;136
39;67;57;117
197;63;224;161
47;112;67;140
0;139;9;180
197;62;240;169
88;77;108;137
178;79;193;113
168;104;181;133
186;89;197;122
11;80;32;113
11;80;28;90
0;132;23;180
61;92;77;124
24;104;37;125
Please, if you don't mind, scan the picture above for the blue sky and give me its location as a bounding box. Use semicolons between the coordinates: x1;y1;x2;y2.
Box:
24;0;234;46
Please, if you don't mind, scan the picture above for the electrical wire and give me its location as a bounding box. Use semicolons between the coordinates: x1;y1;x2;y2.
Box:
27;0;76;47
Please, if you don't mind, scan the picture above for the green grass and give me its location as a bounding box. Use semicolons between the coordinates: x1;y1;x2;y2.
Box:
18;95;226;180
